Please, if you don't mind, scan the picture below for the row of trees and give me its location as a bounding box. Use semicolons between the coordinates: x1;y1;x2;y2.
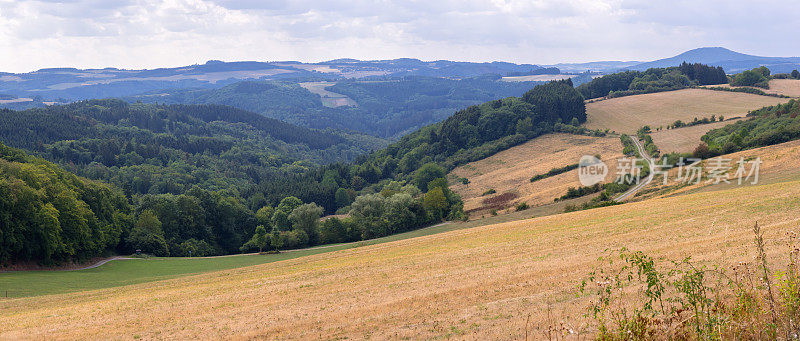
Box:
730;66;772;88
576;63;728;99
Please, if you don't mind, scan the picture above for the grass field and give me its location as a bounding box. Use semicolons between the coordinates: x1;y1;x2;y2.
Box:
4;176;800;339
0;222;465;298
585;89;787;134
650;118;743;154
449;133;623;215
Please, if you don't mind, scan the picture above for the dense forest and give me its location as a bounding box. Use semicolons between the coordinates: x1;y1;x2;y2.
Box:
0;142;131;265
577;62;727;99
127;76;543;138
1;79;587;265
701;99;800;155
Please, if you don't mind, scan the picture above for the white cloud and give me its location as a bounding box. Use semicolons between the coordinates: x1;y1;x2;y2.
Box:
0;0;797;72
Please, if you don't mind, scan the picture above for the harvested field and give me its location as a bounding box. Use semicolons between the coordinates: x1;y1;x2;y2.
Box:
3;178;800;339
449;133;624;216
650;118;744;154
585;89;788;134
703;79;800;97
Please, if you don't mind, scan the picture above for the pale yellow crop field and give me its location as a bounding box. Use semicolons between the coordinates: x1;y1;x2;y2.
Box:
4;176;800;339
650;118;743;154
585;89;787;134
449;133;624;216
703;79;800;98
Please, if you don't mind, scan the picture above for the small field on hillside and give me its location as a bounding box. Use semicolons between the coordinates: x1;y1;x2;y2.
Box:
585;89;787;134
299;81;357;107
650;118;743;154
449;133;624;216
703;79;800;98
642;139;800;201
3;178;800;339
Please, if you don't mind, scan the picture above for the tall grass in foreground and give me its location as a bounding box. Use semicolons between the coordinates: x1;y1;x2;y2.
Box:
579;222;800;340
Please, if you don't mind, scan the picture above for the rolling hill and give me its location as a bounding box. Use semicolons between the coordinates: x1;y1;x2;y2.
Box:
0;59;554;104
630;47;800;73
584;88;789;134
123;76;544;139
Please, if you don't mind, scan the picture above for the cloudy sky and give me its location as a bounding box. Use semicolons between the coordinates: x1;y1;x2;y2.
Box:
1;0;798;72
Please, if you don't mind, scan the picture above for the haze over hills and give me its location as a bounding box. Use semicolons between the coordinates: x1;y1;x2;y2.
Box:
0;59;552;103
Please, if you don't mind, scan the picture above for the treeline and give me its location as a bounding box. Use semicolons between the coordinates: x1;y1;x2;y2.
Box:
730;66;772;88
577;62;727;99
242;167;462;252
702;99;800;155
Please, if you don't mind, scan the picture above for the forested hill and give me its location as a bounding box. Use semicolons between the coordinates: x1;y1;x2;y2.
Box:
125;76;543;139
333;79;588;185
0;99;384;197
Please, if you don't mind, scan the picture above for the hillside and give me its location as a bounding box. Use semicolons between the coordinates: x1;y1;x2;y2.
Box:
650;118;743;154
0;99;383;197
584;88;789;134
3;173;798;339
629;47;800;73
449;133;623;216
126;77;543;138
703;78;800;98
0;79;588;265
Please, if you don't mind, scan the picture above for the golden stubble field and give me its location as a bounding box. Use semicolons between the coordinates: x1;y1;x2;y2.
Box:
643;139;800;200
650;118;743;154
4;178;800;339
585;89;788;134
449;133;624;215
703;79;800;98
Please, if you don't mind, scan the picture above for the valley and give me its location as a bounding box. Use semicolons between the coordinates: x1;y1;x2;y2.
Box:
4;44;800;340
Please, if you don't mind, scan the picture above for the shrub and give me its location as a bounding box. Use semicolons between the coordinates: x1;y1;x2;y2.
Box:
515;202;530;211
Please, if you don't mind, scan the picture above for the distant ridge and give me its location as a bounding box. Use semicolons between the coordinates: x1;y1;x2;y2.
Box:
629;47;800;73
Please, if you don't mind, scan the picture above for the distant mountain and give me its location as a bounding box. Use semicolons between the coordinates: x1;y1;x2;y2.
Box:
0;59;551;103
629;47;800;73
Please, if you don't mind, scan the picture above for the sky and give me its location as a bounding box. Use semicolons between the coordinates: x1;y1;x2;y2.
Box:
0;0;798;73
